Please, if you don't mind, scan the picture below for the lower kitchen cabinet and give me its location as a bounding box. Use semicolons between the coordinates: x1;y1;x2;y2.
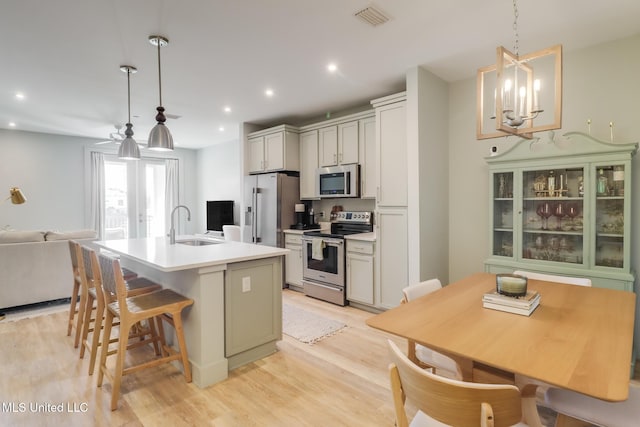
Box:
284;232;303;290
376;208;408;309
346;239;375;306
224;257;282;368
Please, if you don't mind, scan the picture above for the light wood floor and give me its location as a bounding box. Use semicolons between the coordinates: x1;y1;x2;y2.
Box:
2;290;638;426
0;289;406;426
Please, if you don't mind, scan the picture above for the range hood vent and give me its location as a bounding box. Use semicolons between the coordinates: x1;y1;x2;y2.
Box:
354;5;390;27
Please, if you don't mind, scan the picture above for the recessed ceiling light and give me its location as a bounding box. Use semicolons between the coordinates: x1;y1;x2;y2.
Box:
218;126;224;132
224;106;231;113
265;88;274;97
327;63;338;73
8;122;16;127
15;93;25;100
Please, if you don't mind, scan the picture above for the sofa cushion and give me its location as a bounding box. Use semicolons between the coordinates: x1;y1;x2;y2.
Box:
0;230;46;243
45;229;97;241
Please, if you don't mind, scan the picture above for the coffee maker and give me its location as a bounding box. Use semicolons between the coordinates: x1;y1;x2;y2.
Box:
291;203;320;230
293;204;306;229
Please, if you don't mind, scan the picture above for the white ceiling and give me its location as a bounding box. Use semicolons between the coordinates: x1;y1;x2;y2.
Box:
1;0;639;149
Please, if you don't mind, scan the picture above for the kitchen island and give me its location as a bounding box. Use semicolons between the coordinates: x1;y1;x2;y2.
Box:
95;236;288;388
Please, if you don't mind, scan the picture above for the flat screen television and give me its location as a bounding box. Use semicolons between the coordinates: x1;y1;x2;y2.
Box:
206;200;234;232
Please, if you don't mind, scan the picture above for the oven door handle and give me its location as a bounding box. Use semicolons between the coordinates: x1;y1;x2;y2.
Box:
301;237;344;246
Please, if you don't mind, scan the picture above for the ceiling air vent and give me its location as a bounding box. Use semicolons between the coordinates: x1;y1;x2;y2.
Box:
354;5;390;27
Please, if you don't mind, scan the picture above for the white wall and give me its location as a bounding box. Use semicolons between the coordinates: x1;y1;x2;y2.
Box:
0;130;89;230
448;33;640;351
407;66;450;284
0;129;199;233
196;139;242;232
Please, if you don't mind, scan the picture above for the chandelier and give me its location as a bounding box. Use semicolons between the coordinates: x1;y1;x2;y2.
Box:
477;0;562;140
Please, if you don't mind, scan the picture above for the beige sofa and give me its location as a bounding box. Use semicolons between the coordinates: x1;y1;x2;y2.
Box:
0;229;97;310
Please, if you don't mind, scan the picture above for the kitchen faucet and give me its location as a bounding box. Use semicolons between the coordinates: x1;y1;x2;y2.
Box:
169;205;191;244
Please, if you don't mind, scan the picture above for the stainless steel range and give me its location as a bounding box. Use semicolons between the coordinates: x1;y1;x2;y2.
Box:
301;211;373;306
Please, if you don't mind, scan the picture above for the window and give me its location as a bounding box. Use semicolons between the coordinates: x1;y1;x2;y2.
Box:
103;157;167;239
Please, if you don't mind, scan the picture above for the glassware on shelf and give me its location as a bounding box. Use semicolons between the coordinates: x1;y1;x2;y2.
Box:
566;203;580;230
498;174;506;198
548;170;556;197
537;202;553;230
597;168;608;195
554;202;565;230
613;165;624;196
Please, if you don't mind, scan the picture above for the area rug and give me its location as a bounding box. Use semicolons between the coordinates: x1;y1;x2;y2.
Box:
282;303;346;344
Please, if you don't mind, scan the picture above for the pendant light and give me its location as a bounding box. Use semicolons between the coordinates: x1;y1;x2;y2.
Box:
118;65;141;160
147;35;174;151
476;0;562;140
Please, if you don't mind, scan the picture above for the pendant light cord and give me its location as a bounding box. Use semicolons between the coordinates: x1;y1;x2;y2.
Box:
127;68;132;123
157;40;163;107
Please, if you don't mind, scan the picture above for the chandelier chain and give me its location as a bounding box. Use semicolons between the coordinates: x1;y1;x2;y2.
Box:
512;0;519;56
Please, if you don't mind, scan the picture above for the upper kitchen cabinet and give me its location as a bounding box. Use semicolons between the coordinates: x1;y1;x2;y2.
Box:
298;110;375;198
373;92;407;207
248;125;300;174
485;131;637;291
299;129;319;199
359;116;376;199
319;121;359;167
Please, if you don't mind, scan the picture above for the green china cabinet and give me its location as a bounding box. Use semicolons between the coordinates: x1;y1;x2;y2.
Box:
485;131;637;291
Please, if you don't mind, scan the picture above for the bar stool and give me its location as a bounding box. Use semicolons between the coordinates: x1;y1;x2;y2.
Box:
79;245;161;375
96;253;194;410
67;241;138;347
66;240;83;340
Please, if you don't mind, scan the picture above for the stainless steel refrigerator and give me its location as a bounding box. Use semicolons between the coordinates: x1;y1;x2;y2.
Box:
243;173;299;247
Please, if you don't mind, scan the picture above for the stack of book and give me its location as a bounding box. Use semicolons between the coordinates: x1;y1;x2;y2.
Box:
482;289;540;316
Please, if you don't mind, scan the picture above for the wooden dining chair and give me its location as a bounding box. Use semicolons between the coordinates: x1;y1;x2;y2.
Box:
96;253;194;410
79;245;161;375
544;383;640;427
401;279;462;380
388;340;535;427
512;271;592;287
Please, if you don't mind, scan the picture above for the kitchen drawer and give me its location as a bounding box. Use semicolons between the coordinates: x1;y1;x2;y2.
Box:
285;233;302;245
347;240;374;255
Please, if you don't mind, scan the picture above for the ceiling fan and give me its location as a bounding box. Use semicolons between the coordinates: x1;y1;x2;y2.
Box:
95;124;147;147
95;125;125;145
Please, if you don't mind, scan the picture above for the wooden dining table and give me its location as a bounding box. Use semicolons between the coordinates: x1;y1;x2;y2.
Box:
367;272;636;403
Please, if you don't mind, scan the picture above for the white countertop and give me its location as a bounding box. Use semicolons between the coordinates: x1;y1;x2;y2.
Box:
345;231;376;241
95;236;288;272
285;227;376;241
283;222;331;235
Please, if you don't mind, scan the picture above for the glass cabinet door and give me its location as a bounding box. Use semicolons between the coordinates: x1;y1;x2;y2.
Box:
492;172;514;257
594;165;625;268
521;168;584;264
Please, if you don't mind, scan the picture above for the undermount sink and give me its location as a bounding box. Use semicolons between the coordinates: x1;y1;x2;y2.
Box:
176;239;221;246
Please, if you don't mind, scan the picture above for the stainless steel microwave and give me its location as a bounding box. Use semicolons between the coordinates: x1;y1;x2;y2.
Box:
316;164;360;198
